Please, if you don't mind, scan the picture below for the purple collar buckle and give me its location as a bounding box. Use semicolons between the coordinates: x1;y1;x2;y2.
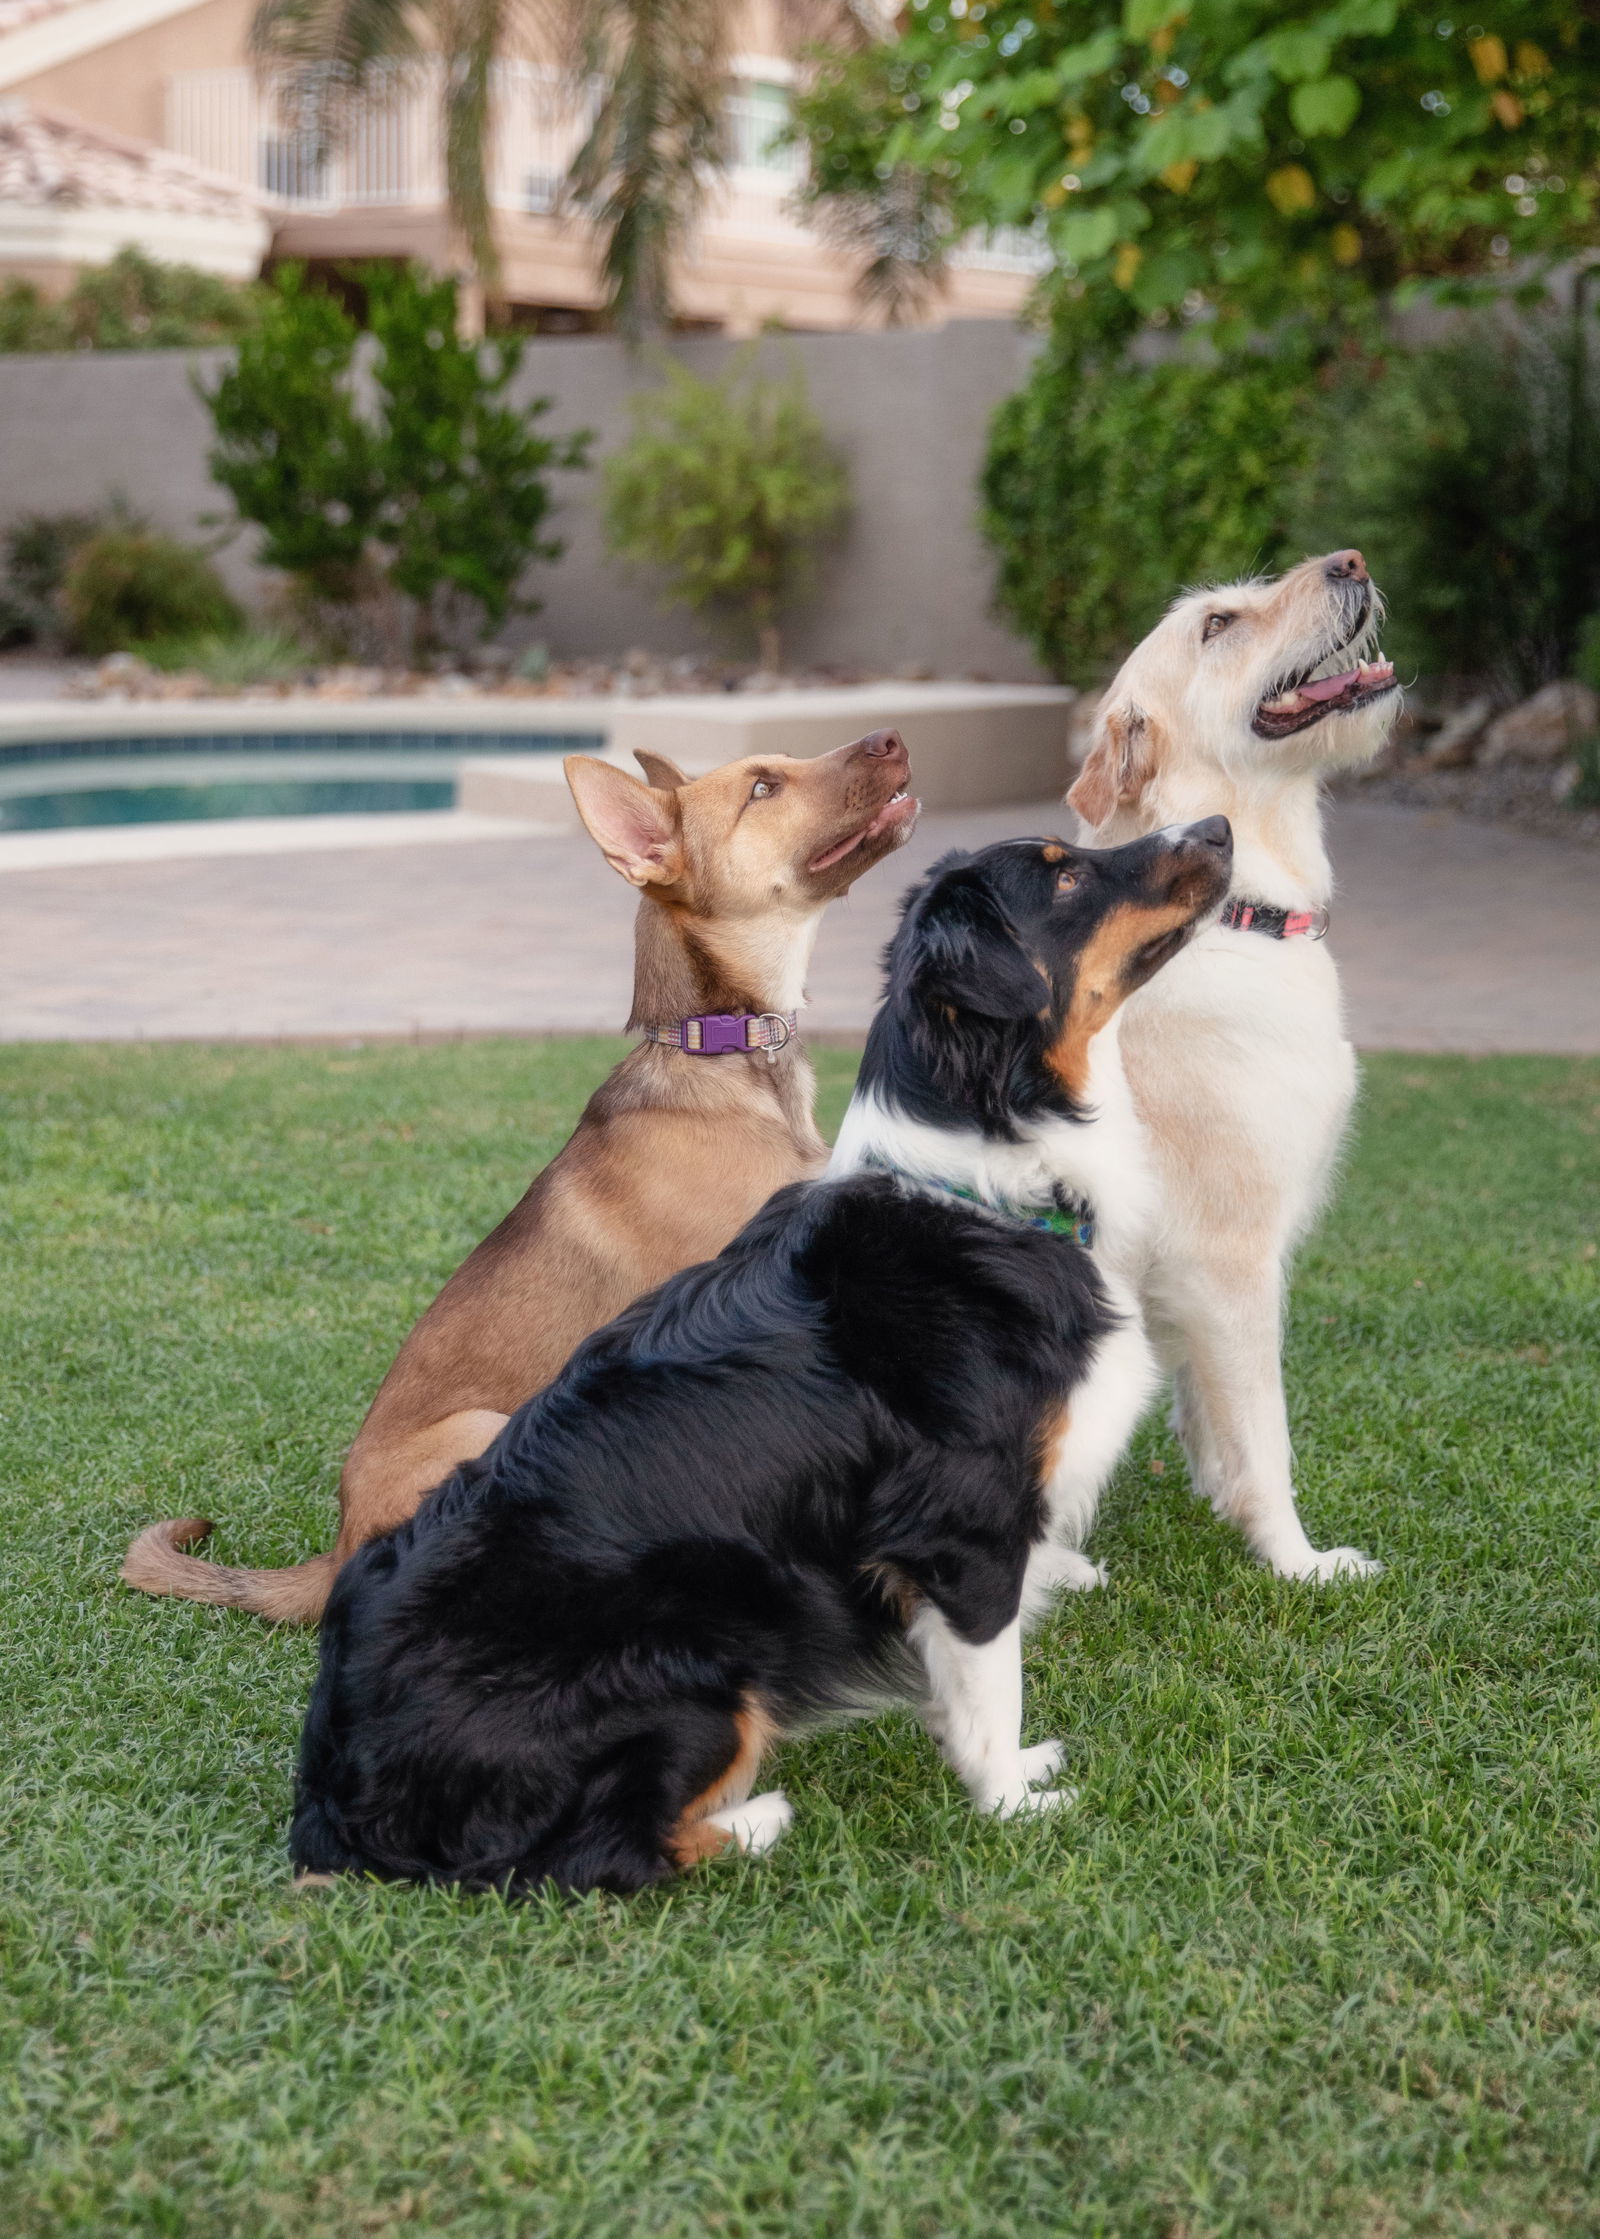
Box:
645;1011;798;1063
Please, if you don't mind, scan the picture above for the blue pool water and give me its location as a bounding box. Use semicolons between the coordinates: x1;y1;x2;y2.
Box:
0;729;604;832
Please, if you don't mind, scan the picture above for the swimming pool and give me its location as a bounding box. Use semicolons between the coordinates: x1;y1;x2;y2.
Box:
0;729;604;832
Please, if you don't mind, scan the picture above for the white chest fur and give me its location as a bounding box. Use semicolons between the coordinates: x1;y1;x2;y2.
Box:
828;1022;1160;1285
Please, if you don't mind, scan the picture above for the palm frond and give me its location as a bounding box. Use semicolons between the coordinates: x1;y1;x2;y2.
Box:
561;0;733;338
810;163;953;326
437;0;513;287
250;0;423;195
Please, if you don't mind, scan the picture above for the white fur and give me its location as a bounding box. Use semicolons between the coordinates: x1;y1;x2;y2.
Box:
830;1019;1158;1288
907;1611;1073;1818
1072;558;1397;1580
707;1791;794;1855
831;1006;1164;1814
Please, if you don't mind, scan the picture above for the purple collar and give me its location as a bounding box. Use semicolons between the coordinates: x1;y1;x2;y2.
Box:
643;1011;798;1062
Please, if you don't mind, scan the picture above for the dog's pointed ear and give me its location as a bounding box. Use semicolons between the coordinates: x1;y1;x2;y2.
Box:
1067;701;1161;831
917;867;1048;1022
565;758;684;887
632;749;689;791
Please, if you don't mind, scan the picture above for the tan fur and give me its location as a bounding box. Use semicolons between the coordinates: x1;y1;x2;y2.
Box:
1043;898;1199;1101
663;1701;777;1871
122;734;915;1620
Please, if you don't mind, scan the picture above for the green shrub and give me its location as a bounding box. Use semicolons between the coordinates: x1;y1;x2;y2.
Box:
0;249;261;353
133;627;309;687
61;528;241;656
981;341;1319;685
0;509;106;647
204;264;587;658
602;349;851;670
204;266;383;607
364;264;587;644
1292;320;1600;695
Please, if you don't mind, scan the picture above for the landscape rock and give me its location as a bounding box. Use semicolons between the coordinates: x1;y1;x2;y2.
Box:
1479;681;1600;765
1422;695;1495;769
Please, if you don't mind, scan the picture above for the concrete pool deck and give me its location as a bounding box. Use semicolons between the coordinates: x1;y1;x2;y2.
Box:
2;793;1597;1051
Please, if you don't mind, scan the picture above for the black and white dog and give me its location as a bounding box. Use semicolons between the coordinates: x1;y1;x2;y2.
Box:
290;819;1232;1897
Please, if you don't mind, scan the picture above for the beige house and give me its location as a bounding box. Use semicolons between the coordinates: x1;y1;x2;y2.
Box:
0;0;1043;329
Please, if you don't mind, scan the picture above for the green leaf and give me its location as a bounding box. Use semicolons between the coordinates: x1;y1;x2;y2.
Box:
1054;28;1122;84
1054;207;1120;262
1265;27;1331;82
1123;0;1181;41
1290;75;1362;139
1322;0;1398;32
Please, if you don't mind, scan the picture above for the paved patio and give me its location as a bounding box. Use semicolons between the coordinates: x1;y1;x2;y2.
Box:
2;795;1597;1049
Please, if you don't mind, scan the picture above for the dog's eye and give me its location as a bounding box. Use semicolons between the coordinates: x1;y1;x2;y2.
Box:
1202;612;1235;642
1056;870;1079;892
750;778;778;800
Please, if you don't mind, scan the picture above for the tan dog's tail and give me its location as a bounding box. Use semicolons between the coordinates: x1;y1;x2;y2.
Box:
121;1519;337;1624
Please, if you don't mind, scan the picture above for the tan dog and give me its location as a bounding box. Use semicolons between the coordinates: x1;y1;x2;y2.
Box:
123;732;917;1621
1068;551;1398;1579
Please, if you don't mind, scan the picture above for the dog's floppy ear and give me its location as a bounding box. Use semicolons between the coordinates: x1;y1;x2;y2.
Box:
915;866;1047;1022
565;757;684;887
1067;701;1160;830
632;749;689;791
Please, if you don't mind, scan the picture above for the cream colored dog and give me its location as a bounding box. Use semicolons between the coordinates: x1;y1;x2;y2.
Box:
1068;550;1398;1580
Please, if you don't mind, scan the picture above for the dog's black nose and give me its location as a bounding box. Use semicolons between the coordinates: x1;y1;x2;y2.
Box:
1189;816;1232;852
856;729;907;761
1324;548;1368;583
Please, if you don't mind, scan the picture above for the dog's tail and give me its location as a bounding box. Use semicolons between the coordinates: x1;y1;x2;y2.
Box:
121;1519;338;1624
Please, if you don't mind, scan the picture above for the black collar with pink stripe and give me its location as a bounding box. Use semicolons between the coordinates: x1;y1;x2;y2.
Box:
1220;898;1330;942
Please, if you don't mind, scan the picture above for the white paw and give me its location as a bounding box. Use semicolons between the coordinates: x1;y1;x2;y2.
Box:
707;1789;793;1856
989;1740;1075;1818
1018;1739;1068;1787
1272;1544;1383;1583
991;1779;1077;1822
1035;1548;1109;1594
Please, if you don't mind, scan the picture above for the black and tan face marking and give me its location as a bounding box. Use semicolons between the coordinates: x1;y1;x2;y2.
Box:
859;821;1234;1140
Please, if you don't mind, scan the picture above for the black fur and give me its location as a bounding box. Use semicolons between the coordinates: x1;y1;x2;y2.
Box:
290;826;1231;1899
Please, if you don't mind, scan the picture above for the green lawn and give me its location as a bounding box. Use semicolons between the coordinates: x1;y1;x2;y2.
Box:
3;1041;1599;2238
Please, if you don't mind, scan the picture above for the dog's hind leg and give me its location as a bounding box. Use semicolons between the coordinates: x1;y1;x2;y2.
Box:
664;1699;788;1870
705;1793;794;1855
1162;1267;1379;1582
909;1612;1072;1820
1168;1358;1227;1509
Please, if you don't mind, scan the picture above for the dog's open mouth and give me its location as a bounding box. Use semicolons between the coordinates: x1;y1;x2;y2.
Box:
807;790;918;873
1253;655;1398;739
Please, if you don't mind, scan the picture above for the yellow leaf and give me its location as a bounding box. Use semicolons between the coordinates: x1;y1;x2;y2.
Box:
1113;243;1144;289
1515;41;1550;77
1468;33;1507;83
1491;88;1525;128
1330;222;1362;265
1150;18;1188;57
1161;158;1198;193
1266;164;1317;216
1065;114;1096;160
1042;181;1069;208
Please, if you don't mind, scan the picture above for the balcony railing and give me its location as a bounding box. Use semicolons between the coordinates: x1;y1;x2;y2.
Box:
165;63;796;219
163;63;1041;275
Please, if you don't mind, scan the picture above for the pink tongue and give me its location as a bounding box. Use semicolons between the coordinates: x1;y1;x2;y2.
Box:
1298;667;1361;704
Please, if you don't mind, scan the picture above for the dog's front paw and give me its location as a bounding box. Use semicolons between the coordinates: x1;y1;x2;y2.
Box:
708;1790;794;1856
1018;1739;1068;1788
990;1741;1076;1819
1033;1547;1109;1594
991;1779;1077;1821
1275;1544;1383;1583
